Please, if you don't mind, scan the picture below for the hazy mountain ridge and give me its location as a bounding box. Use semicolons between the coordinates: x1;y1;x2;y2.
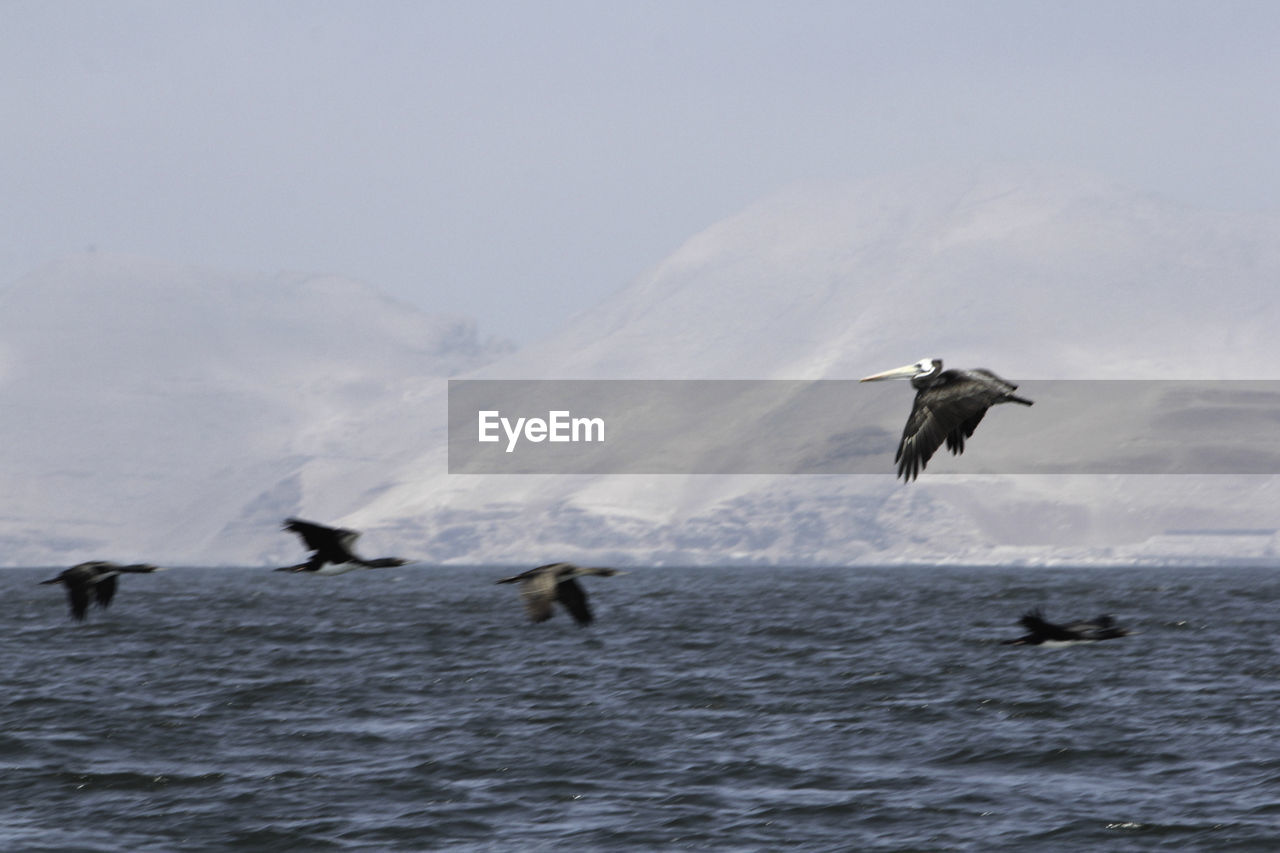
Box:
352;166;1280;565
4;167;1280;567
0;253;512;565
482;165;1280;381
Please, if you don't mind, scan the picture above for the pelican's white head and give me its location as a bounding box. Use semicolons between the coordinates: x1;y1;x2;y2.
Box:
860;358;942;382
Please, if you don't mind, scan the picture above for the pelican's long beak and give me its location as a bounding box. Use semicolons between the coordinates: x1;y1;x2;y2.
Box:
860;363;921;382
38;576;61;585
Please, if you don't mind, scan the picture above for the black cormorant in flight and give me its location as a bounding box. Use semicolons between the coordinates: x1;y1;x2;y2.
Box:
40;561;165;620
1001;609;1131;645
861;358;1033;480
496;562;625;625
278;517;410;574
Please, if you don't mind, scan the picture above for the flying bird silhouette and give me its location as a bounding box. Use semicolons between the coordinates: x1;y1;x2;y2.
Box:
495;562;625;625
278;518;410;575
40;561;166;620
861;358;1033;480
1001;608;1132;645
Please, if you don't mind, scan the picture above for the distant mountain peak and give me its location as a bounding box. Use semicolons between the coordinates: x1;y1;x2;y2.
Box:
0;253;512;565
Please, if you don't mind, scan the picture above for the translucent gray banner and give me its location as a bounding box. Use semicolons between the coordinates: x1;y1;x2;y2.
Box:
447;379;1280;475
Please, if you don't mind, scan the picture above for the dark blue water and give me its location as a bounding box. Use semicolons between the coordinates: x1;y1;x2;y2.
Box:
3;564;1278;851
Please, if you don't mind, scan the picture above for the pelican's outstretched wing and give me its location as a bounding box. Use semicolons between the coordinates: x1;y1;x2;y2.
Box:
895;387;992;480
895;370;1031;481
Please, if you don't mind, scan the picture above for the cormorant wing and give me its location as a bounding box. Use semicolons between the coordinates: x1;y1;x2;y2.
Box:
94;574;118;608
285;518;360;562
68;583;91;621
555;577;593;626
519;571;559;623
1019;609;1080;642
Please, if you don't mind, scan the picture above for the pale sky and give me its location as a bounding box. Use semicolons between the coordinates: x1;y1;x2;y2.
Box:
4;1;1279;343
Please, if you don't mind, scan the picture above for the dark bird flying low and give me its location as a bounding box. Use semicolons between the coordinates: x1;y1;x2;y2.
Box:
1001;608;1132;645
278;517;410;575
495;562;625;626
860;358;1033;480
40;561;166;621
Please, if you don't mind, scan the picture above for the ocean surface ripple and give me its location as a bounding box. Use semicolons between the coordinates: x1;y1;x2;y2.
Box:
3;564;1278;851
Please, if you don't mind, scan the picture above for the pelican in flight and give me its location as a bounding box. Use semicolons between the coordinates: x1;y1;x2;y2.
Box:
1001;609;1132;645
278;517;410;574
40;561;166;621
496;562;625;625
861;358;1033;480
